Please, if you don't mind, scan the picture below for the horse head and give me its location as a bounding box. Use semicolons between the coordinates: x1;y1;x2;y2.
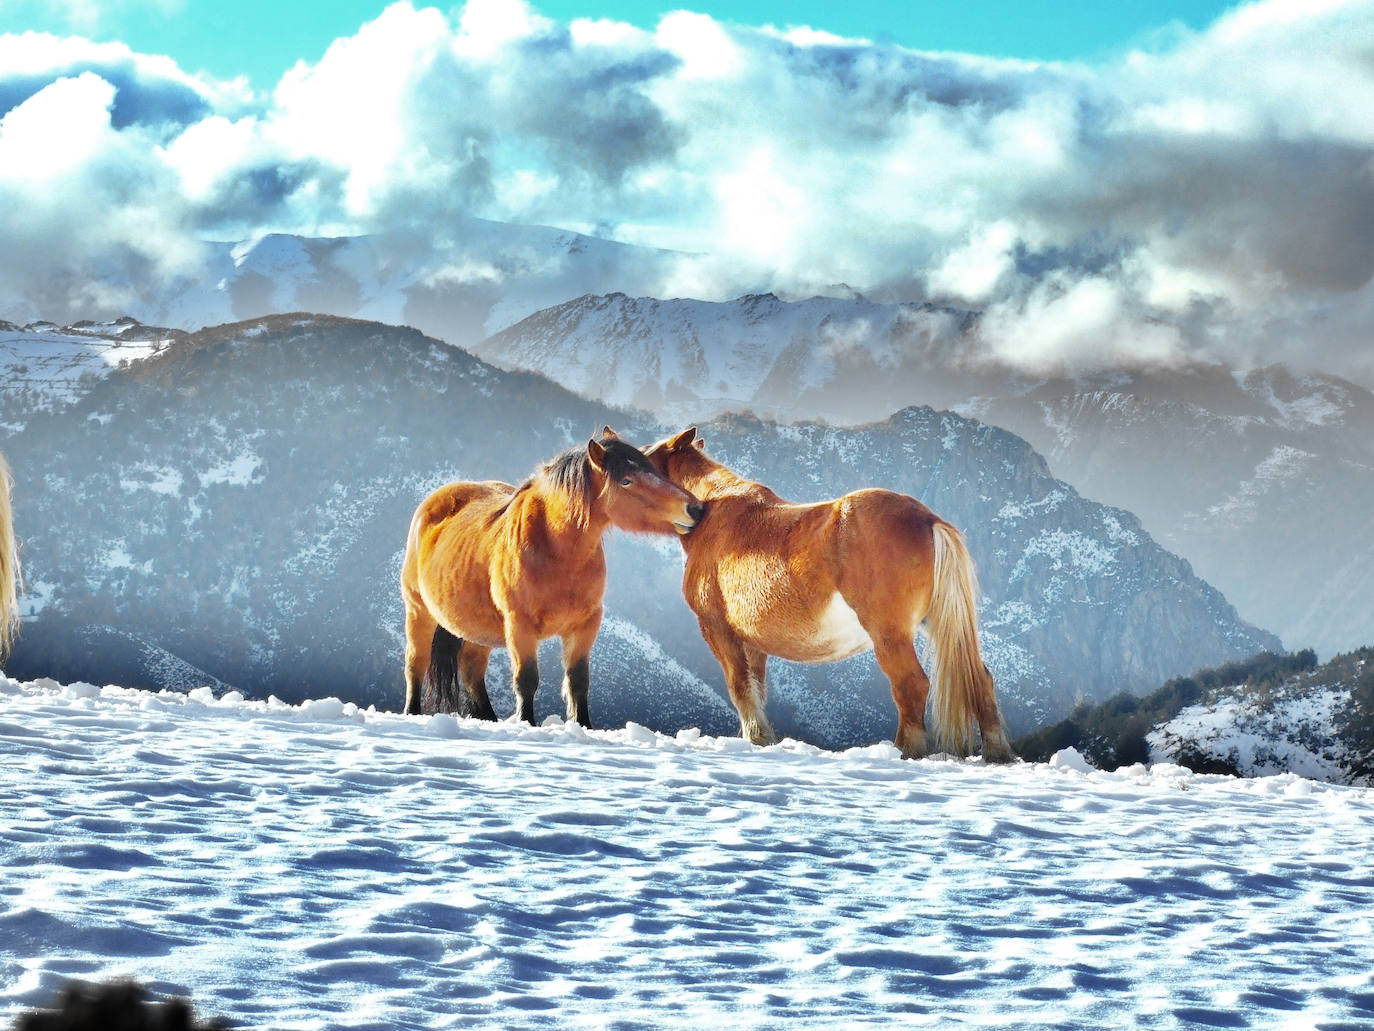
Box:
642;427;719;495
589;428;705;536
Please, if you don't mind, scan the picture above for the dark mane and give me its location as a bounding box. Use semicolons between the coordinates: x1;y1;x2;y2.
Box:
529;446;595;528
527;440;658;528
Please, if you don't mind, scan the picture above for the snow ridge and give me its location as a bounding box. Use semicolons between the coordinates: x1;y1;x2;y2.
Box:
3;674;1373;1030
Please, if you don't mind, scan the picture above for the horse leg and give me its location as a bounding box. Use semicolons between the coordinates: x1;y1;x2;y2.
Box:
702;623;775;746
871;631;932;760
457;642;497;721
560;611;601;729
505;625;540;725
403;604;437;716
741;645;775;745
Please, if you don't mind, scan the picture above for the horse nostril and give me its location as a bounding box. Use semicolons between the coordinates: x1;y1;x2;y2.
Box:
687;502;706;522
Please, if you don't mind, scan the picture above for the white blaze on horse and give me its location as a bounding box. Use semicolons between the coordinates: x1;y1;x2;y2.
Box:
401;430;705;726
644;427;1016;763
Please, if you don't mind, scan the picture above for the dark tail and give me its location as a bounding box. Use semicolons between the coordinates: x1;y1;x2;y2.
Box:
424;626;497;720
423;626;462;714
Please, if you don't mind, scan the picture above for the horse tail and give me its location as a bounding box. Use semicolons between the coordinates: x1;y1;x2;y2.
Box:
0;452;19;663
924;521;1010;759
423;626;498;720
424;625;465;715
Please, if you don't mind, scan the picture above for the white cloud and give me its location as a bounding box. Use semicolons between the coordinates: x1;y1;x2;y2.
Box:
0;0;1373;383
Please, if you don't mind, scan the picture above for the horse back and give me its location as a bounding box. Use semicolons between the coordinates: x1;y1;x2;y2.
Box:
829;488;940;596
682;486;940;660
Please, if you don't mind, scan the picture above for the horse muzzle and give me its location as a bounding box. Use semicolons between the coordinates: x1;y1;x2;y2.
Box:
673;501;707;535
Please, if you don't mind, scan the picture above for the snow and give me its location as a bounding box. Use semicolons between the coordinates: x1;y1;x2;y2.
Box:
1204;445;1314;526
479;294;962;420
199;451;263;487
1008;527;1118;585
0;325;170;430
3;675;1373;1029
1150;689;1356;783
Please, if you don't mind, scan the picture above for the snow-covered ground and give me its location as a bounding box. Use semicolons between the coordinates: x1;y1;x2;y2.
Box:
1151;689;1359;784
2;675;1373;1030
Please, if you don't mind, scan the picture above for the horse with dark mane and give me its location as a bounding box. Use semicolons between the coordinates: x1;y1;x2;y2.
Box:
1;451;19;664
401;430;705;725
643;428;1015;762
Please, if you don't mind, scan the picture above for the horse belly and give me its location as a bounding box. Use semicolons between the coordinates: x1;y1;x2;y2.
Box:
806;592;874;662
744;591;873;664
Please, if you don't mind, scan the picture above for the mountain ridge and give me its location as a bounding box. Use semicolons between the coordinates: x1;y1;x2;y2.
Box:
473;291;1374;658
3;313;1279;745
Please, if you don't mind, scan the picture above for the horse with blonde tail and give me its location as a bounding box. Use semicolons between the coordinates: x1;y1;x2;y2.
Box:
1;452;20;664
644;428;1016;762
402;430;705;726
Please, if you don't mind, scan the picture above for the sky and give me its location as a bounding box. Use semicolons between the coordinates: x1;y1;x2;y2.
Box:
1;0;1372;382
0;1;1240;88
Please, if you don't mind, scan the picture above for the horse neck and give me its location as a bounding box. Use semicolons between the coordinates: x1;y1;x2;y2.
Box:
682;461;759;501
527;481;609;557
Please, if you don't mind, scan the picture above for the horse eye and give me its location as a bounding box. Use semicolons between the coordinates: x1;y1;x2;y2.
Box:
620;477;632;487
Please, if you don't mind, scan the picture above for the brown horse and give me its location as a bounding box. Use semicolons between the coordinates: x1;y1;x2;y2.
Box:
401;431;705;725
1;451;19;664
643;428;1015;762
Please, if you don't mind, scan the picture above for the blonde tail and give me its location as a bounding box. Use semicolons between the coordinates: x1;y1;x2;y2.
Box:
1;452;20;662
925;522;1014;761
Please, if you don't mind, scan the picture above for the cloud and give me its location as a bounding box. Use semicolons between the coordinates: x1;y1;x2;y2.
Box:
0;71;205;318
0;0;1372;384
0;32;246;131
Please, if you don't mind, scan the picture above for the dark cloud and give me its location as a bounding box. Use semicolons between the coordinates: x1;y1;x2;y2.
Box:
495;31;682;185
0;62;213;133
769;38;1038;115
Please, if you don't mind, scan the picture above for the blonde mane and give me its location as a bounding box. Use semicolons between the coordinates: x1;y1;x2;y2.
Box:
1;452;20;661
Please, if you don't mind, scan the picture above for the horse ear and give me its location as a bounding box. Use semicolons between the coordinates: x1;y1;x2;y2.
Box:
586;438;608;472
694;436;706;450
601;426;621;441
667;427;697;451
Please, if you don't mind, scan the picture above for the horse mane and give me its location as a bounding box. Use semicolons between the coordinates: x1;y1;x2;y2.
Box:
1;452;19;660
527;446;595;530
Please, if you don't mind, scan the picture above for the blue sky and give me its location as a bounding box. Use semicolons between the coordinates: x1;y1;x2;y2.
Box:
1;0;1372;382
4;1;1239;91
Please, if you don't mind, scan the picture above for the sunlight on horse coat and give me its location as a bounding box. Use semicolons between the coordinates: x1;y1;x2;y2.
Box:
401;432;704;726
644;427;1015;762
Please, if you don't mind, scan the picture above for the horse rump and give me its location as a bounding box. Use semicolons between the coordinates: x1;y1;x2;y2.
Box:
423;626;497;720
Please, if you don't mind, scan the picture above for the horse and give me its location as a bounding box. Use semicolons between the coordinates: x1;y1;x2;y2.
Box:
1;451;19;665
401;430;705;726
642;427;1016;762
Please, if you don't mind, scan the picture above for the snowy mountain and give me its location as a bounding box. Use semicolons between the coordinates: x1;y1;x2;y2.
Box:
475;292;1374;657
3;673;1374;1030
0;222;680;354
2;315;1277;744
0;318;185;433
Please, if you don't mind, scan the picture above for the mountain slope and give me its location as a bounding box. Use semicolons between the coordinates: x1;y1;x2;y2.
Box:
1014;647;1374;786
476;293;1374;657
3;315;1277;743
0;318;185;433
0;223;680;353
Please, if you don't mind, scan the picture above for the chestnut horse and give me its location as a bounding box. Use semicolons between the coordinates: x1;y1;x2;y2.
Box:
1;451;18;664
644;428;1015;762
402;431;704;726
